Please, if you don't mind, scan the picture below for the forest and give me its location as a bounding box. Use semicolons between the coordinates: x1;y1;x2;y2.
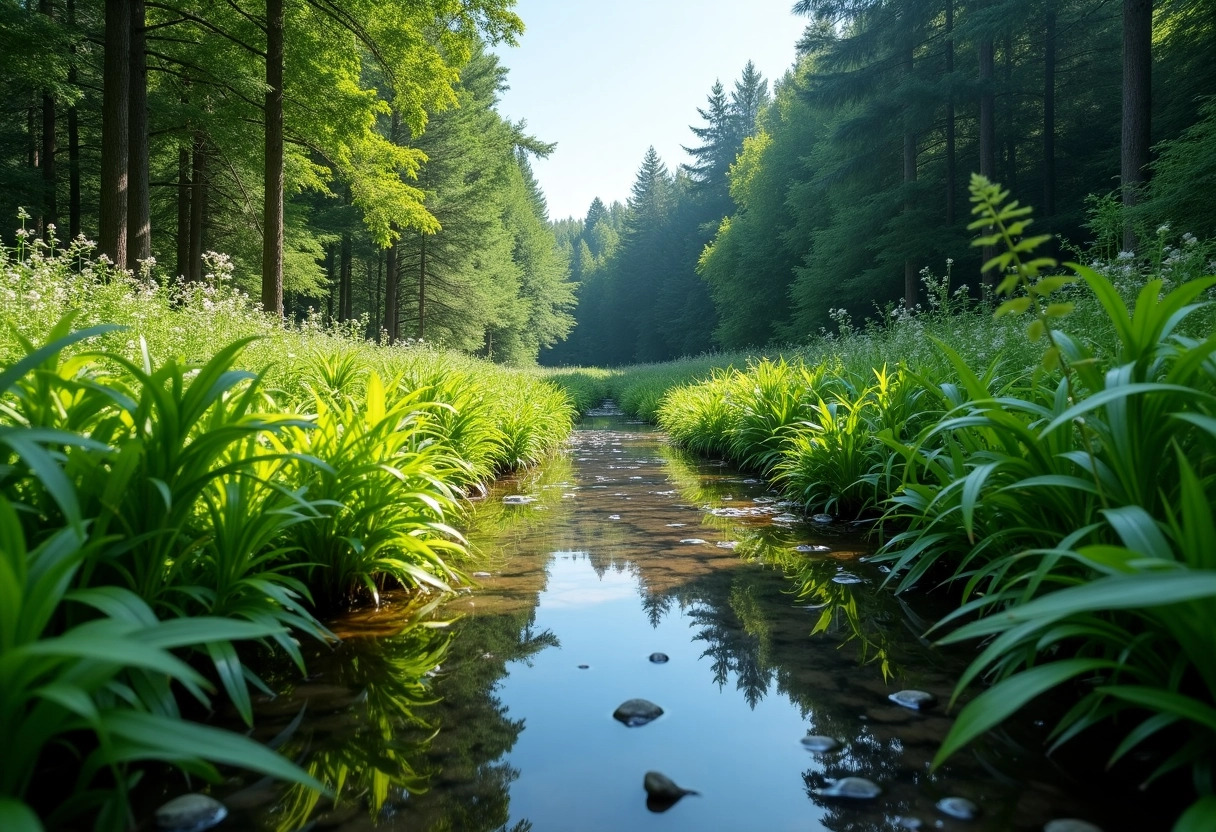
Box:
546;0;1216;366
1;0;573;364
3;0;1216;829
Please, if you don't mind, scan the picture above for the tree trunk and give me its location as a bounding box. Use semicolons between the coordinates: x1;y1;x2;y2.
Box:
384;232;399;342
188;133;206;282
42;93;56;239
100;0;131;267
67;0;80;240
126;0;150;269
945;0;956;227
368;249;382;339
903;44;918;310
40;0;56;239
176;144;190;278
979;36;998;289
1044;1;1056;219
325;244;335;321
1003;30;1017;191
261;0;285;315
418;235;426;340
339;231;353;321
1122;0;1152;252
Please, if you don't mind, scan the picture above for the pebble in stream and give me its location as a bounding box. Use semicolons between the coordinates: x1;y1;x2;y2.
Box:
679;538;708;545
613;698;664;727
155;794;227;832
811;777;882;800
502;495;536;505
888;689;938;711
643;771;699;813
799;735;840;753
648;652;669;663
812;513;833;523
794;544;831;553
831;572;865;585
937;796;980;820
1044;822;1104;832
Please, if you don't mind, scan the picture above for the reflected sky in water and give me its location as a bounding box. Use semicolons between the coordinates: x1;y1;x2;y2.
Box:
500;553;825;832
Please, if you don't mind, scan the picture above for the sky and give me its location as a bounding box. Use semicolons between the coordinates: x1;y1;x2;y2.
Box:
491;0;809;222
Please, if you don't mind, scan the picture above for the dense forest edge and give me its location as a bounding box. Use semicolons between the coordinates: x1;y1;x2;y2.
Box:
3;0;1216;828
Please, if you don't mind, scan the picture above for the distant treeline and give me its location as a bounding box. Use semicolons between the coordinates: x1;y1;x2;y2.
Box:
543;0;1216;367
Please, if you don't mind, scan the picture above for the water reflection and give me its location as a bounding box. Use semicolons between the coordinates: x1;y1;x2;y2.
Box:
226;418;1156;832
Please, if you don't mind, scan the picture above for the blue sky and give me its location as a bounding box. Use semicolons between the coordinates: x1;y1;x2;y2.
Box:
492;0;809;221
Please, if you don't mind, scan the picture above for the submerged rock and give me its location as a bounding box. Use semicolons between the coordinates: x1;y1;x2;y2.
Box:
471;571;492;578
811;776;882;800
794;544;831;553
831;572;865;585
643;771;699;812
648;652;669;663
156;794;227;832
937;797;979;820
799;735;841;753
888;689;938;711
715;541;739;549
812;513;833;523
502;495;536;505
1044;822;1104;832
613;698;664;727
894;817;924;830
679;538;708;545
772;513;800;523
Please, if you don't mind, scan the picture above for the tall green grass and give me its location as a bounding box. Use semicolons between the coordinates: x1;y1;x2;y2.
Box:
0;236;576;829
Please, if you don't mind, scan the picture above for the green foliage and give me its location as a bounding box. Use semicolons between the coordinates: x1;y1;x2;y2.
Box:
0;238;575;828
621;176;1216;827
0;329;326;830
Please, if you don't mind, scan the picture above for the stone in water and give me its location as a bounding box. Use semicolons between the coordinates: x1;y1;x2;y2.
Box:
502;495;535;505
644;771;699;812
613;698;664;727
811;777;881;800
772;513;799;523
937;797;979;820
831;572;864;585
679;538;708;545
812;513;833;523
715;540;739;549
649;652;669;663
471;571;491;578
800;735;840;753
156;794;227;832
888;689;937;711
1044;822;1104;832
794;544;831;553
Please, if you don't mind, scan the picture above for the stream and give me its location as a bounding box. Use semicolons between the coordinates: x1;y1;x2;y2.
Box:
202;408;1168;832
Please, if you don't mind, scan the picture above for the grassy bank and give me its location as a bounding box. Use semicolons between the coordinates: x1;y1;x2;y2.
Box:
549;180;1216;829
0;236;574;830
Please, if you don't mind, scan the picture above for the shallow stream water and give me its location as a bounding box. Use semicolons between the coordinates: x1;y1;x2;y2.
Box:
203;410;1170;832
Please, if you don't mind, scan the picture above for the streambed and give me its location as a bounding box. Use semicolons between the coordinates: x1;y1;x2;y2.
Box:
195;409;1166;832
